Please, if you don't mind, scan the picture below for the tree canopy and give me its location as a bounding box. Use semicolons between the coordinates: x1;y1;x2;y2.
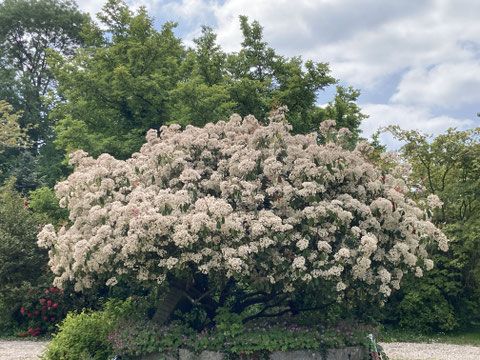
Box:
0;0;89;191
51;0;364;161
382;126;480;330
39;113;446;324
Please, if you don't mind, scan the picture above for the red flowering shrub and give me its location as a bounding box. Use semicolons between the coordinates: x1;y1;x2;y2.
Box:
17;286;66;337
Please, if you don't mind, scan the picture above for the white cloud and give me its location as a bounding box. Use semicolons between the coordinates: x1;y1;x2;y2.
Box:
206;0;480;90
391;61;480;108
76;0;104;17
77;0;164;20
163;0;212;21
360;103;476;149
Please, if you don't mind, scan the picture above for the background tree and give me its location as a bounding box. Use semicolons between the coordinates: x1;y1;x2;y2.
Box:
383;126;480;331
0;0;88;143
52;3;366;160
0;100;30;152
226;16;339;135
52;0;185;159
170;26;236;127
0;0;89;190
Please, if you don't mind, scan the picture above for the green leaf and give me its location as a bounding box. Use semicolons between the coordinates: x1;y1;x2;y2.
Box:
326;164;334;175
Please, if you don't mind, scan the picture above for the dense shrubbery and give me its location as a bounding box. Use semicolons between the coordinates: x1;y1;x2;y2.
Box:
41;297;143;360
0;181;50;335
381;127;480;331
42;296;373;360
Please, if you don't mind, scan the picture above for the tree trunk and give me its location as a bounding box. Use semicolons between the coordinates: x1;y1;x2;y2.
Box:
151;286;185;324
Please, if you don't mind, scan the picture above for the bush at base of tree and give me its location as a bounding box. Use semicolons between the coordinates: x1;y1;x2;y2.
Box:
41;297;147;360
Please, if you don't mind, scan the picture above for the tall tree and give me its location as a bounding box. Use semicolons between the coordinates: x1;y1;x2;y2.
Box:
0;0;88;145
52;0;185;159
227;16;338;133
170;26;235;127
0;0;90;190
52;4;366;160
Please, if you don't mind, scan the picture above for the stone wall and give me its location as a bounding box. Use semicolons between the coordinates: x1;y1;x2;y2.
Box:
140;346;367;360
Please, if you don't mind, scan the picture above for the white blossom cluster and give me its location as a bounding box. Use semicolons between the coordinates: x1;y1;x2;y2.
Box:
38;113;448;302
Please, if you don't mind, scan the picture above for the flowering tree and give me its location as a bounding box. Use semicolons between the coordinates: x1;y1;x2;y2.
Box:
38;111;447;323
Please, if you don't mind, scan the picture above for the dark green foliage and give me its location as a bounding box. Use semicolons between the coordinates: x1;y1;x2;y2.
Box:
0;181;50;334
0;0;90;190
383;127;480;331
0;181;48;289
52;0;186;159
0;0;89;146
51;2;365;160
384;274;458;332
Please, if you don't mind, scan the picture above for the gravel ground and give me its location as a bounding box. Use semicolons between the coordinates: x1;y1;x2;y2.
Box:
379;342;480;360
1;340;480;360
0;340;49;360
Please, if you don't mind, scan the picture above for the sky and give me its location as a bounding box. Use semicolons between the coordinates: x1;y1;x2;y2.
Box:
77;0;480;148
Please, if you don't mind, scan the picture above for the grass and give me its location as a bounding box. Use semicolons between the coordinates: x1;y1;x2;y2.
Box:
377;324;480;346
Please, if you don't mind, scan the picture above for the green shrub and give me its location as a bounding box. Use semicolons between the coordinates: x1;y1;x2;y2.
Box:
385;279;458;333
41;310;114;360
0;180;51;335
42;297;146;360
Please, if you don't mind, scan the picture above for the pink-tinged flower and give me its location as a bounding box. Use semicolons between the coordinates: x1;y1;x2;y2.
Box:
131;295;137;300
20;307;25;315
28;328;34;334
44;290;49;294
52;303;58;308
47;300;52;307
28;289;34;294
50;287;57;293
34;310;40;315
43;316;48;321
50;317;55;322
40;298;45;304
27;313;32;318
19;332;28;338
